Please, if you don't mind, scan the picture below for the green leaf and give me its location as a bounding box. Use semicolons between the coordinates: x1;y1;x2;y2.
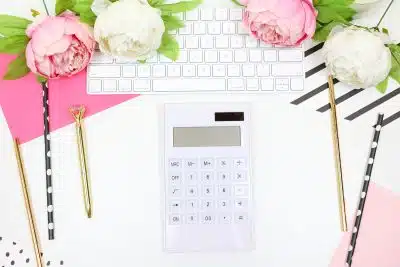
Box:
313;21;343;41
0;15;31;37
3;53;30;80
0;35;29;54
36;75;47;84
157;33;179;61
231;0;244;6
382;27;389;34
376;76;389;93
79;11;97;27
158;0;202;13
148;0;164;7
316;0;354;6
30;9;41;18
388;44;400;84
162;15;184;30
316;5;355;24
71;0;94;13
55;0;77;15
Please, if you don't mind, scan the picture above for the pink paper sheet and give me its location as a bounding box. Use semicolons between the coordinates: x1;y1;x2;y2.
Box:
0;54;138;143
331;183;400;267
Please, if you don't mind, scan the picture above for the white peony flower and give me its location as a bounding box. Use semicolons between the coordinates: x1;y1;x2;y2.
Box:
322;26;392;88
93;0;165;60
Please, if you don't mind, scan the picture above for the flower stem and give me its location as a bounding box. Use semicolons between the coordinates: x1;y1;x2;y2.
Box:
42;0;50;15
376;0;394;28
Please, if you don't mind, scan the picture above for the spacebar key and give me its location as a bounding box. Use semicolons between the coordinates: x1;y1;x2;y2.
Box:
153;79;226;92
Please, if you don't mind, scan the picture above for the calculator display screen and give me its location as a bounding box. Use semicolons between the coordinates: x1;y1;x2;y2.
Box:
173;126;241;147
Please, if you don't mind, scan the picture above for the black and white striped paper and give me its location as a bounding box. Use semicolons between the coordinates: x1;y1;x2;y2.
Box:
345;113;384;266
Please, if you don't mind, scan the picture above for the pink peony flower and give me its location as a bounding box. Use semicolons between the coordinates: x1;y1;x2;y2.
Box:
242;0;317;47
25;11;96;79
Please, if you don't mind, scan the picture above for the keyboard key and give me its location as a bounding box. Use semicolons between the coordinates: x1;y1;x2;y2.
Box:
137;65;151;77
179;22;192;34
201;36;213;49
223;22;236;34
89;79;102;93
218;172;230;182
185;36;199;49
245;36;258;48
153;78;226;91
187;186;198;197
182;65;196;77
193;22;206;34
147;55;158;63
228;79;244;91
291;78;304;91
215;8;228;20
103;80;117;92
228;65;240;77
218;185;231;197
167;65;181;77
218;200;231;209
230;9;243;20
133;80;151;92
186;214;198;224
189;50;203;62
242;64;255;77
185;159;197;168
219;50;233;63
170;185;182;197
169;200;183;212
237;23;248;34
198;65;211;77
234;199;248;209
89;65;121;78
276;78;290;91
257;64;270;76
187;200;198;210
217;158;229;168
115;57;136;64
169;172;182;183
176;35;184;49
152;65;166;77
233;171;247;182
202;186;214;197
122;66;135;77
246;79;259;91
201;172;214;182
215;36;229;48
201;200;214;210
261;78;274;91
176;50;188;63
271;63;303;76
220;213;232;224
260;41;273;48
233;158;246;168
279;50;303;61
159;55;172;63
264;50;277;62
200;214;215;224
205;50;218;63
201;9;214;20
91;51;114;63
169;215;181;225
118;79;132;92
212;65;226;77
185;10;199;20
186;172;197;183
234;185;248;197
230;35;244;48
208;22;221;34
234;50;247;62
201;158;214;168
234;213;248;223
249;49;262;62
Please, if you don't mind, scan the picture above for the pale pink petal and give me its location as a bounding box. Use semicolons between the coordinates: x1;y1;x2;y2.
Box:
26;15;49;37
31;17;66;56
64;18;95;51
35;56;53;78
25;41;37;73
301;0;317;37
59;10;77;19
46;35;73;55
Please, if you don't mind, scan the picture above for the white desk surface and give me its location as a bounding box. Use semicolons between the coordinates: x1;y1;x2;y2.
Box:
1;1;400;267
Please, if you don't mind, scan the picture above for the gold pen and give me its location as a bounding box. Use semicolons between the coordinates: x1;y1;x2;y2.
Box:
13;139;44;267
328;75;348;232
69;105;93;218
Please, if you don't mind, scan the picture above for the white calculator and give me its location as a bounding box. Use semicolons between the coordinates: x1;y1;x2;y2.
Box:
160;102;254;252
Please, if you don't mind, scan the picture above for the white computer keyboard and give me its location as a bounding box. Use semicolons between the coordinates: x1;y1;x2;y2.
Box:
87;8;305;94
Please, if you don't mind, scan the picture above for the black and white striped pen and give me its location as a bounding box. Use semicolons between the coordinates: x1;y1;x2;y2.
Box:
346;113;384;266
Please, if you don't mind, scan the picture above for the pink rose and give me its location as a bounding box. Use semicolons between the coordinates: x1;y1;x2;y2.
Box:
25;11;96;79
242;0;317;47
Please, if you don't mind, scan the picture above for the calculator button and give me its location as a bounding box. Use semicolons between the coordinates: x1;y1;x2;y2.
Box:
170;186;182;197
234;213;248;223
202;185;214;197
218;185;231;197
234;185;248;197
169;159;182;168
200;213;215;224
186;200;198;210
169;200;183;212
184;159;198;168
201;171;214;182
187;186;198;197
218;199;231;209
218;172;230;182
234;199;248;209
233;158;246;168
201;199;214;209
217;158;230;168
186;172;197;183
220;213;232;224
200;158;214;169
169;172;182;183
186;214;198;224
169;215;182;225
232;171;247;182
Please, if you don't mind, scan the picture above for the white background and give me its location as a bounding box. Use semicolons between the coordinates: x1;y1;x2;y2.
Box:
1;0;400;267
